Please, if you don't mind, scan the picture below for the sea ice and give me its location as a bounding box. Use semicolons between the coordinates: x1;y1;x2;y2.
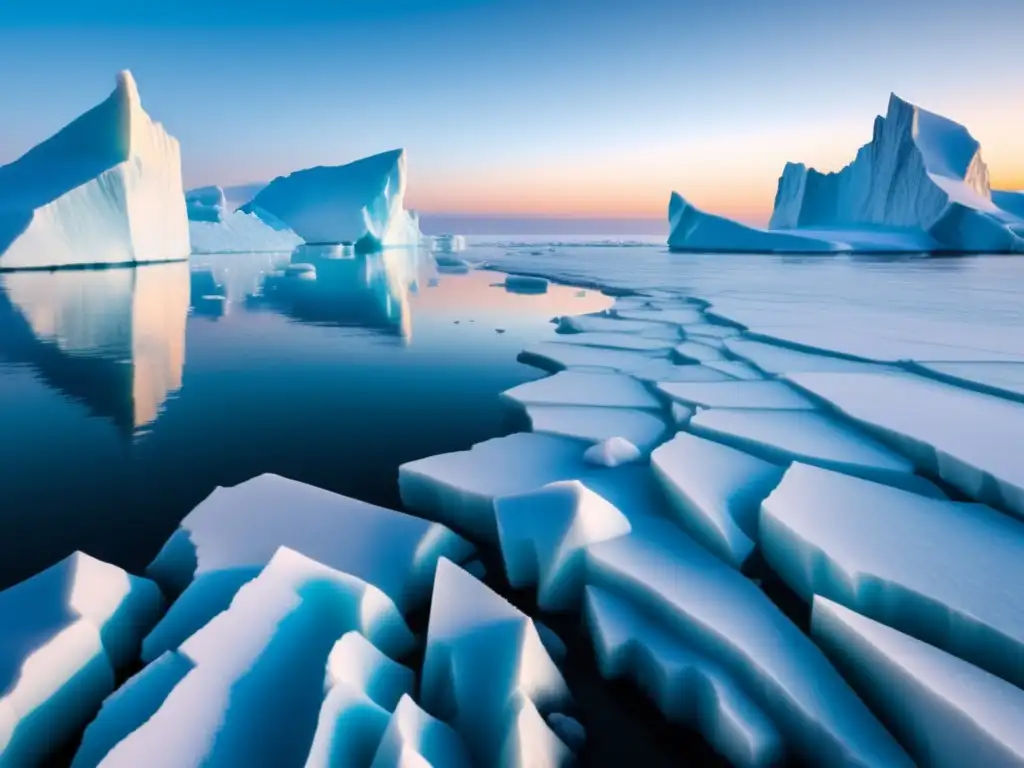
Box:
651;432;785;568
812;597;1024;768
583;437;644;467
518;342;734;384
703;360;765;380
240;150;422;251
762;464;1024;688
671;402;695;425
681;323;741;341
420;559;572;768
186;185;302;253
0;553;164;767
788;370;1024;517
525;405;665;452
613;307;706;325
656;380;815;410
370;695;471;768
547;332;678;353
503;275;549;294
0;71;189;269
143;473;471;661
556;313;664;334
672;340;727;363
583;586;783;768
724;338;885;375
913;361;1024;402
502;370;661;410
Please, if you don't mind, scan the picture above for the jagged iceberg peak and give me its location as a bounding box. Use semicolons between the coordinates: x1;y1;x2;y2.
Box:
0;69;190;269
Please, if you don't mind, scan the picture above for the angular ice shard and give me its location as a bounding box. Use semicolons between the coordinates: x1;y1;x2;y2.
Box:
495;481;633;611
689;408;931;492
556;313;664;334
769;94;1024;253
240;150;422;251
399;432;670;540
584;516;913;766
0;71;189;269
667;193;841;253
656;381;814;411
787;370;1024;518
525;405;666;452
85;547;414;768
502;370;661;410
583;437;643;467
370;695;471;768
724;338;885;375
584;586;784;768
703;360;765;381
547;332;677;353
0;553;164;767
672;340;726;363
325;631;414;712
651;432;784;568
420;560;572;768
762;464;1024;688
812;597;1024;768
143;474;471;661
186;185;302;253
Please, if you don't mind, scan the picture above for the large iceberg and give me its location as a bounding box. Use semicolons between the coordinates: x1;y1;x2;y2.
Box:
0;71;189;270
240;149;423;252
186;185;302;253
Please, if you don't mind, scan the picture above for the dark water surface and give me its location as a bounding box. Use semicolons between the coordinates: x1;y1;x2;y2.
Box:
0;249;612;590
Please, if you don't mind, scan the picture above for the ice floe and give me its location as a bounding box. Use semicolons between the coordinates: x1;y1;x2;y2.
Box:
518;342;734;384
672;340;727;363
525;405;665;452
812;597;1024;768
787;370;1024;518
547;332;678;353
556;313;665;334
611;307;706;325
651;432;785;568
656;380;815;410
762;464;1024;688
502;370;661;410
703;360;765;380
583;437;644;467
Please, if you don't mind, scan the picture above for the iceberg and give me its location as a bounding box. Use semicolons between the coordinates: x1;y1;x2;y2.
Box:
761;464;1024;688
0;71;189;270
186;185;302;253
143;473;472;661
428;234;467;254
651;432;785;568
811;597;1024;768
786;370;1024;518
0;552;164;767
502;370;662;410
524;405;666;453
240;149;422;252
370;694;471;768
419;559;573;768
655;380;815;410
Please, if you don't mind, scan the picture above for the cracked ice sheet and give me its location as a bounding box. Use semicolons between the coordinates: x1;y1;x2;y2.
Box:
655;381;815;410
519;342;735;383
672;340;726;363
911;361;1024;402
583;515;912;766
546;331;678;353
811;597;1024;768
502;370;661;410
761;464;1024;689
786;370;1024;518
524;405;667;453
556;314;668;334
723;338;888;376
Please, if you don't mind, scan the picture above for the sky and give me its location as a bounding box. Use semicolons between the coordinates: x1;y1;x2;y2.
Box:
0;0;1021;227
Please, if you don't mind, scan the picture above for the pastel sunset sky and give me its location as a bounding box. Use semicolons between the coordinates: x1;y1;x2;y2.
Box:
0;0;1020;226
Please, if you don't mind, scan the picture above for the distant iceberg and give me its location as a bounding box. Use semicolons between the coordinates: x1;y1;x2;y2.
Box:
239;149;423;252
185;185;302;254
669;94;1024;253
0;71;190;270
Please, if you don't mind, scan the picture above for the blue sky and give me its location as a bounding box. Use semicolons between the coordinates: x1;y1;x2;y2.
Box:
0;0;1021;223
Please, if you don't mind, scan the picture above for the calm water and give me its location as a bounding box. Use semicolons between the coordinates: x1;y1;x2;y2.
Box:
0;248;612;590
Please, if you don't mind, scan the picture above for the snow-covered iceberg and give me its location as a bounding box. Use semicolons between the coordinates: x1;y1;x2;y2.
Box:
240;149;423;252
186;185;302;253
0;552;164;766
0;71;189;269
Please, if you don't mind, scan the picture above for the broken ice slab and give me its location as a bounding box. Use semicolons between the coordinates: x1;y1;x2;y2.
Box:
913;361;1024;403
503;275;549;294
762;464;1024;688
584;586;784;768
724;337;886;376
399;432;671;542
703;360;765;380
673;340;727;363
671;402;695;425
495;480;634;611
812;597;1024;768
0;553;164;768
519;341;735;383
786;370;1024;518
369;695;471;768
681;323;741;341
143;473;471;661
502;370;662;410
613;307;706;325
547;331;679;353
81;547;414;768
656;380;815;411
556;314;666;334
420;559;573;768
651;432;785;568
525;405;666;452
584;516;913;766
689;408;942;494
583;437;643;467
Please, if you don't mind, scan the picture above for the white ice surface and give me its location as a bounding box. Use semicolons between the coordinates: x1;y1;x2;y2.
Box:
812;597;1024;768
724;338;886;375
420;560;571;768
913;361;1024;402
681;323;741;341
583;437;643;467
672;340;726;363
788;370;1024;517
525;405;665;452
656;380;814;410
702;360;765;380
651;432;784;568
0;553;163;768
584;586;783;768
556;314;665;334
143;473;471;661
762;464;1024;688
613;307;706;325
502;370;661;410
0;71;189;269
671;402;695;425
370;695;471;768
547;332;678;353
519;342;734;383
